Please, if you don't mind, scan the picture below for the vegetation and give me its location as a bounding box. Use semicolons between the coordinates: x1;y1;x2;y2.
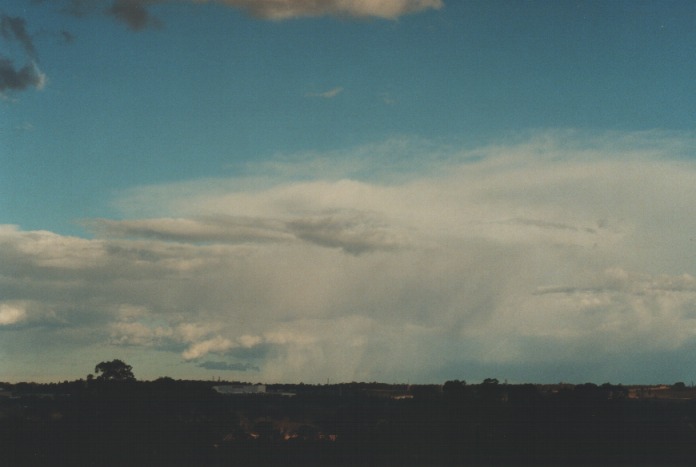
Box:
2;364;696;465
93;359;136;382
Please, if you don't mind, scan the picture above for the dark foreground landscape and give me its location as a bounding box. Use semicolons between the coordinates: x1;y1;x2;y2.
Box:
4;376;696;466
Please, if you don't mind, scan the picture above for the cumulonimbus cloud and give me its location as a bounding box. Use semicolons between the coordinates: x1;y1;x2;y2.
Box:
3;132;696;383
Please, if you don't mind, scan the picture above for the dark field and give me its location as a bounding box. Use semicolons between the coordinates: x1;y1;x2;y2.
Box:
3;379;696;466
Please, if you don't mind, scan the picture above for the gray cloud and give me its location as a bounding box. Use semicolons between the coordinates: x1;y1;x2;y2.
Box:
52;0;98;18
0;59;45;92
0;14;46;93
87;216;292;244
88;210;408;255
59;30;75;43
32;0;160;31
107;0;161;30
535;269;696;296
197;361;259;371
505;217;598;234
226;343;273;360
287;211;407;254
1;14;37;58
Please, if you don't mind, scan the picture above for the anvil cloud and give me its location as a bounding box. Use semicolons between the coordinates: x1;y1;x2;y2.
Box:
2;133;696;383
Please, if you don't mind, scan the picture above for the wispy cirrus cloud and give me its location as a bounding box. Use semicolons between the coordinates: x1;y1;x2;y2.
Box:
305;86;344;99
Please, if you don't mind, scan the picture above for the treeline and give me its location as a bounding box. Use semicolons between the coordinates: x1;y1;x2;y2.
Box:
2;378;696;465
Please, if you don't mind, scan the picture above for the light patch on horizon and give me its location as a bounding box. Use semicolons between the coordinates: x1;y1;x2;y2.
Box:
2;132;696;383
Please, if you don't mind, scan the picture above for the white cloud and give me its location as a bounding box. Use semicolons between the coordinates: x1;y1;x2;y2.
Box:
305;86;344;98
110;321;173;346
182;336;235;360
0;303;28;326
211;0;444;20
4;131;696;383
238;334;263;347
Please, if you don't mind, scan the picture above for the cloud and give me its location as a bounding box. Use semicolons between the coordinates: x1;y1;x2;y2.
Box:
107;0;161;30
181;334;269;361
0;14;46;94
286;210;408;254
1;14;37;58
110;321;172;346
215;0;443;20
380;92;397;105
14;122;35;132
54;0;99;18
0;303;28;326
197;361;259;371
3;132;696;383
0;59;46;92
88;210;408;255
87;216;293;244
504;217;597;234
48;0;442;27
32;0;161;31
305;86;344;98
182;336;235;360
59;30;76;44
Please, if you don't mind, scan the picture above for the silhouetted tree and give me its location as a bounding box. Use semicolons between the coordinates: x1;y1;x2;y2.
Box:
94;359;135;382
443;380;468;400
479;378;502;404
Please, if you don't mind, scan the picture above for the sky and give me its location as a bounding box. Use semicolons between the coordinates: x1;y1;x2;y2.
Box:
1;0;696;384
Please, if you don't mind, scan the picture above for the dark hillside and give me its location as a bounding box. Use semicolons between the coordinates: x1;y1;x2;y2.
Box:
2;380;696;465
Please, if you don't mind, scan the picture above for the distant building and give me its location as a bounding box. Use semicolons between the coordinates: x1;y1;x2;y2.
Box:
213;384;266;395
392;394;414;400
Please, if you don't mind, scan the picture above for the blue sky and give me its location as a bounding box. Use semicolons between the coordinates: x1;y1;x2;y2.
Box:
2;0;696;384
